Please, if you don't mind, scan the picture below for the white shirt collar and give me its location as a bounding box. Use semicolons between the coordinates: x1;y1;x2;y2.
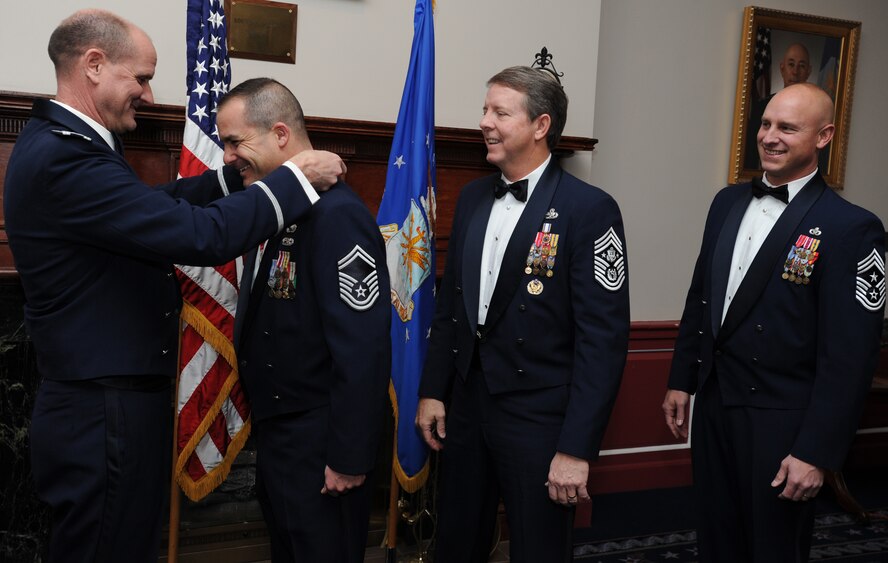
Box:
50;99;116;151
763;168;818;203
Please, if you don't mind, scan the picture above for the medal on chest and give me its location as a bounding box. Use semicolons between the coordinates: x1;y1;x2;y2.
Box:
782;234;820;285
268;250;297;299
524;221;560;294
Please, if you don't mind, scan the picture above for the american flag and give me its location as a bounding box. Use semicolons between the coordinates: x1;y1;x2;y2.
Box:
753;26;772;101
173;0;251;502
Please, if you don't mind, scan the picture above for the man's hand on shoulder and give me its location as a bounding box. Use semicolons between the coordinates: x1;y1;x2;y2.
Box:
289;150;347;191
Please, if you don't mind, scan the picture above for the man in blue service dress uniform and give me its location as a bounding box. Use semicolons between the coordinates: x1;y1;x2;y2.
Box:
416;66;630;563
4;10;345;562
663;83;886;562
219;78;391;563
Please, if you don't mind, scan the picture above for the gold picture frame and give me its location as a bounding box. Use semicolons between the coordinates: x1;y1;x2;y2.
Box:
729;6;860;189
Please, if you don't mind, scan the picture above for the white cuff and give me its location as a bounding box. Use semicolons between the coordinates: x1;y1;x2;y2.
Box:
282;160;320;204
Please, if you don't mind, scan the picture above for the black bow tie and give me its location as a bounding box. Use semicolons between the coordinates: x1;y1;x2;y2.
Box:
494;178;528;202
751;177;789;204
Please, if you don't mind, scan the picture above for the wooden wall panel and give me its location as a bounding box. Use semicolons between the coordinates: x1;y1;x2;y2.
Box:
0;143;12;275
0;91;595;280
599;351;684;451
584;320;888;498
589;322;692;494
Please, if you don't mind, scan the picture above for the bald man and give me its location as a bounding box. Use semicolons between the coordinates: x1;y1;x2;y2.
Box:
663;83;885;562
779;43;812;87
5;10;343;562
745;42;813;169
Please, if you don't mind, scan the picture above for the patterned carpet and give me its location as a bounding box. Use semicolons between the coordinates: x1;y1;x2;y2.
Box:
572;509;888;562
571;469;888;563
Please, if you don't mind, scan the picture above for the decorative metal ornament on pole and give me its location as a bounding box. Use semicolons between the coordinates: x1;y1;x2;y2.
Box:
532;46;564;86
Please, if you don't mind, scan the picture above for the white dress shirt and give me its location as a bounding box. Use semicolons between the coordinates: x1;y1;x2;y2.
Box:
721;169;817;323
478;155;551;325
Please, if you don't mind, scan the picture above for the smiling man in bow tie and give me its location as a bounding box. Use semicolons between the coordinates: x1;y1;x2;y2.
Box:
416;66;630;562
663;83;885;562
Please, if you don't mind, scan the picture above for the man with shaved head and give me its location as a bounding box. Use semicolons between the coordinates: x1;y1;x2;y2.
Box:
663;83;885;561
745;42;814;169
5;9;344;561
778;43;812;87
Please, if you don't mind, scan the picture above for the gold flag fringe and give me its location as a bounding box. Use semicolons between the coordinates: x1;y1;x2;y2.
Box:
175;300;251;501
388;381;430;493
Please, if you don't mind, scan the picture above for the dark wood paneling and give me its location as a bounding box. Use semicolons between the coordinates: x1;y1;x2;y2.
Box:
588;322;691;495
0;143;12;274
0;91;596;280
584;321;888;501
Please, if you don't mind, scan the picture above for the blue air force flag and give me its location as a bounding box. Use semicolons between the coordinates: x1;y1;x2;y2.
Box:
376;0;436;492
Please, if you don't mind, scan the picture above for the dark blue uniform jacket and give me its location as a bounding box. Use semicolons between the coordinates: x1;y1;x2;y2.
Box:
669;175;886;470
4;99;316;381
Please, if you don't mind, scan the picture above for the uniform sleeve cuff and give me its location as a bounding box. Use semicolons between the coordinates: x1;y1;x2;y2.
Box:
282;161;320;204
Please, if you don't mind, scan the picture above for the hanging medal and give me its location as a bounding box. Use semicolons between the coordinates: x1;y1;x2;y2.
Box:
523;221;561;288
268;250;297;299
526;231;543;275
546;234;559;278
783;234;820;285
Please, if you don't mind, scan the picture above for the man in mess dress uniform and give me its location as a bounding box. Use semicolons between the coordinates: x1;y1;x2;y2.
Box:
663;83;885;562
416;66;630;563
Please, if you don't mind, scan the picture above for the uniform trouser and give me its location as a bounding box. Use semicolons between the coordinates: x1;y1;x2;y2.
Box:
435;361;575;563
30;378;172;563
253;406;372;563
692;375;816;563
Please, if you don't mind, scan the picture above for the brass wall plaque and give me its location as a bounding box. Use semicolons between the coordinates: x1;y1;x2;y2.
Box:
226;0;297;64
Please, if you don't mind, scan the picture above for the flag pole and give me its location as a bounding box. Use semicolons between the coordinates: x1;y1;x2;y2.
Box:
385;417;400;563
167;332;184;562
380;4;435;560
167;443;182;562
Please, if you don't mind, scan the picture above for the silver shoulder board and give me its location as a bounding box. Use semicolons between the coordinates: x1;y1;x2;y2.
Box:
51;129;92;142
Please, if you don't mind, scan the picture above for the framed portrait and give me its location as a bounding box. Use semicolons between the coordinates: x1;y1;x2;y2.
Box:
728;6;861;189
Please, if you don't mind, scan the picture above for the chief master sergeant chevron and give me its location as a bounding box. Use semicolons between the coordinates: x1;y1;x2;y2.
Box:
3;9;345;562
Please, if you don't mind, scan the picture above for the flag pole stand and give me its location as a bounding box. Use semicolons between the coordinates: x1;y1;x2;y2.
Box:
167;337;184;562
385;424;401;563
167;473;182;562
